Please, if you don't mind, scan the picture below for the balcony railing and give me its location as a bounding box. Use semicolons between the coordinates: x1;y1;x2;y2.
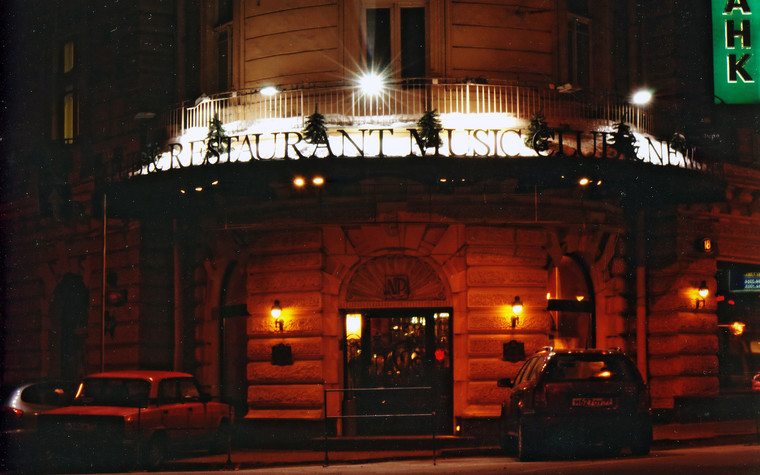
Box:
167;78;654;139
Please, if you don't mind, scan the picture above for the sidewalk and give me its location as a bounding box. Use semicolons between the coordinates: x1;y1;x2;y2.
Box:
165;418;760;471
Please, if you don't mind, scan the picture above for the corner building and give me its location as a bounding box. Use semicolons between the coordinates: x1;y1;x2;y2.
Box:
3;0;760;442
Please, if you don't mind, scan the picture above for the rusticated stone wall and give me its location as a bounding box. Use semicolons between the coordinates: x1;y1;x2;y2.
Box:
462;226;552;418
647;208;719;409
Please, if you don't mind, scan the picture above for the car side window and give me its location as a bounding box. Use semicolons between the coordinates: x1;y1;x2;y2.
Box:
158;380;179;404
178;379;200;402
526;356;545;381
515;356;540;385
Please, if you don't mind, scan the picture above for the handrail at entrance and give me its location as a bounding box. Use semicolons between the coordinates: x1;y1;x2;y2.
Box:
322;386;437;466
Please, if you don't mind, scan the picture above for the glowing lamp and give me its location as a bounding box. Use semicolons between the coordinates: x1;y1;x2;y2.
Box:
271;300;283;331
312;176;324;186
359;71;384;96
510;296;523;328
260;86;279;96
698;281;709;298
632;89;653;105
695;281;709;309
730;322;746;336
346;314;362;340
293;177;305;187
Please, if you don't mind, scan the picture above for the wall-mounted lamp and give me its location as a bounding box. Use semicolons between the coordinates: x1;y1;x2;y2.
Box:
271;299;283;331
696;281;709;309
511;296;523;328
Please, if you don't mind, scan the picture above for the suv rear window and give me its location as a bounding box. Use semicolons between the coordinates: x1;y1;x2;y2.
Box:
543;354;636;383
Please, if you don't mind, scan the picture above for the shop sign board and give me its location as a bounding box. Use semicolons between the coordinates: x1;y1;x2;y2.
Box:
712;0;760;103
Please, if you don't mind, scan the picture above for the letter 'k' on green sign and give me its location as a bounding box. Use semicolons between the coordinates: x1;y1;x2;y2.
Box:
713;0;760;103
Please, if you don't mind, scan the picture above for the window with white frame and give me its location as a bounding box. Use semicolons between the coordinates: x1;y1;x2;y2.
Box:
365;4;426;80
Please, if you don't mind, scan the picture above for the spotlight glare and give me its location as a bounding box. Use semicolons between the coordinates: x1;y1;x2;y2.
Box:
260;86;279;96
632;89;653;105
359;71;384;96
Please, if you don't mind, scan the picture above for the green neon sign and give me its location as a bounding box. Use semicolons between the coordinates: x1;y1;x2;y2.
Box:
712;0;760;103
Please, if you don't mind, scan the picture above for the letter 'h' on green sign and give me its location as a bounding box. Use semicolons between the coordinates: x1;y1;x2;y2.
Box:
713;0;760;103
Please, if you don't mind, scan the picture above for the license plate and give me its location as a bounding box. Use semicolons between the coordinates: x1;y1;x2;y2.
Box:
65;422;95;431
572;397;613;408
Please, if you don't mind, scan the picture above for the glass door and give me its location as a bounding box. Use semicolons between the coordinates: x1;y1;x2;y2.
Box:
344;308;452;435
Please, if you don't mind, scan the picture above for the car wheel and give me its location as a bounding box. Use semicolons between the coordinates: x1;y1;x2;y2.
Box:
210;420;231;455
142;434;167;470
630;425;651;456
518;419;539;461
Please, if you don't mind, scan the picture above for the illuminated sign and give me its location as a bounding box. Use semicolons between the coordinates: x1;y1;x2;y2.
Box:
137;124;699;175
730;269;760;291
712;0;760;103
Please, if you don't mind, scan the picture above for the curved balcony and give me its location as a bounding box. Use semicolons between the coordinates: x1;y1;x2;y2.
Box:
167;78;654;139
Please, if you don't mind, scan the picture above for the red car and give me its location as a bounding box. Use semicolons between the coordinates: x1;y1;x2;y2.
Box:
498;347;651;460
38;371;233;470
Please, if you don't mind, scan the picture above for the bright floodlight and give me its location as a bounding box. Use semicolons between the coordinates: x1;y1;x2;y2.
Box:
632;90;653;105
260;86;279;96
359;71;384;96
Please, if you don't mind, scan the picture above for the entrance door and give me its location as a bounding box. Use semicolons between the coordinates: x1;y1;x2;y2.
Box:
344;308;452;435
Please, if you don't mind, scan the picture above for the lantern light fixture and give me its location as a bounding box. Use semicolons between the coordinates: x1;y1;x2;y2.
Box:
260;86;280;96
271;300;283;331
511;296;523;328
698;281;709;298
695;281;709;309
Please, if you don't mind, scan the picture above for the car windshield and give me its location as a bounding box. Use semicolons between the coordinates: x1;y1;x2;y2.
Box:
544;354;635;382
74;378;151;407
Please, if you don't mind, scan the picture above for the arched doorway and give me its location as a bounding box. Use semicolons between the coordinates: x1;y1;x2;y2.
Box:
546;255;596;349
341;255;452;435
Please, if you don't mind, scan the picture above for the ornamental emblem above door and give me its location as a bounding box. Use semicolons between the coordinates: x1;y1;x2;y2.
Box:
345;255;448;305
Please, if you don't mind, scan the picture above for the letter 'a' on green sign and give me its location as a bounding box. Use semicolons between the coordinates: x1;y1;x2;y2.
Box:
713;0;760;103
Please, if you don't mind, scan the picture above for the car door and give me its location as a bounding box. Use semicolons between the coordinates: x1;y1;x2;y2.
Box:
503;356;539;436
509;355;543;420
176;378;208;440
157;379;191;445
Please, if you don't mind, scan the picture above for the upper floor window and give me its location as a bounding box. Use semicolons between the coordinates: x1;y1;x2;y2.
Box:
57;40;78;143
366;5;426;79
566;1;590;89
213;0;233;91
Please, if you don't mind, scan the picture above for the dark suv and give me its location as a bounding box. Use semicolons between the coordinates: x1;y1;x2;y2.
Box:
498;347;651;460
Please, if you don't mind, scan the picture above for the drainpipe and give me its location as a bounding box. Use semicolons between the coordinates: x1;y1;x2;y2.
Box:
174;219;184;371
636;211;648;382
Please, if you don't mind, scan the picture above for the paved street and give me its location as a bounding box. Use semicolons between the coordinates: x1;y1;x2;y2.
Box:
151;443;760;475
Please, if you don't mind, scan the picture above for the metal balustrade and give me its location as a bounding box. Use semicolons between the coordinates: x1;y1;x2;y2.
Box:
167;79;653;138
322;386;438;467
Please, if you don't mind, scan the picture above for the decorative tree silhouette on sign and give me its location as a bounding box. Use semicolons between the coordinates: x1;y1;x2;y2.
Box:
610;122;638;160
524;111;552;152
303;107;328;145
205;113;229;159
416;109;443;150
